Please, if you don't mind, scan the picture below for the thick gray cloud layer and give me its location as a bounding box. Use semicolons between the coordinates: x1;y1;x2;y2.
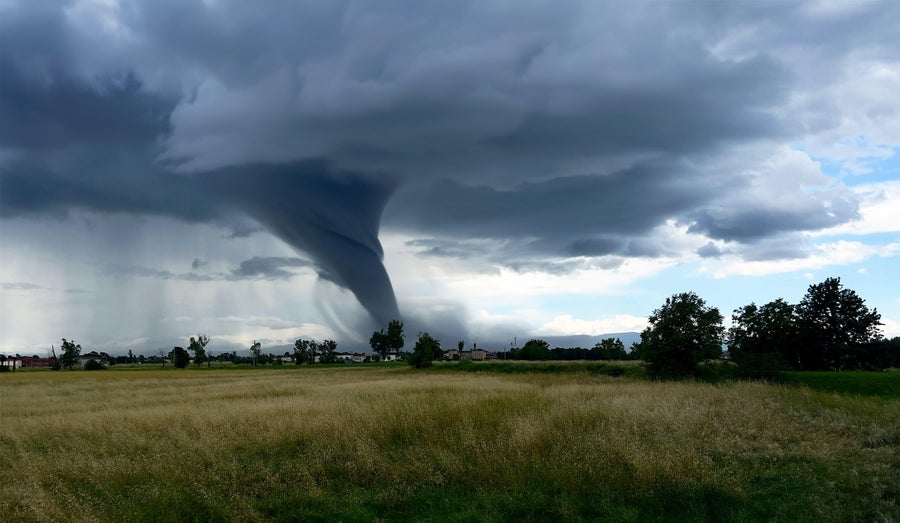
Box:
2;0;897;332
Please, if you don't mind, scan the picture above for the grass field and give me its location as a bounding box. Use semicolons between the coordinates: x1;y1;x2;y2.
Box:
1;364;898;521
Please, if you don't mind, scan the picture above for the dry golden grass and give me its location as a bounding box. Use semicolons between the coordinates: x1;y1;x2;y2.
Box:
1;366;897;521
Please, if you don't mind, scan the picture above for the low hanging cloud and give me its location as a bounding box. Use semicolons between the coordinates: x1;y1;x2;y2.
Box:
230;257;312;280
1;282;43;291
109;257;316;282
2;0;898;335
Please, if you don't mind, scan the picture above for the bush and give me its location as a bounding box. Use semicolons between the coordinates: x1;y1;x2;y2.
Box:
604;366;625;377
409;333;442;369
84;359;107;371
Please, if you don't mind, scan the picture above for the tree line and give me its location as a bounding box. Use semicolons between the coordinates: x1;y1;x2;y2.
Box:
26;277;897;377
634;277;896;379
399;277;897;379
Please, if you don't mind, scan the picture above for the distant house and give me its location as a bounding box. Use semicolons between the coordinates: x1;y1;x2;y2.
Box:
337;353;368;363
1;355;59;369
77;351;110;367
443;348;495;361
17;356;57;368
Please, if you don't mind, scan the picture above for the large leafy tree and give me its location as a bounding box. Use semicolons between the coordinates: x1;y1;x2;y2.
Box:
369;330;389;358
250;341;262;367
796;277;882;370
60;338;81;370
319;339;338;364
387;320;405;353
513;339;553;360
408;332;442;368
370;319;405;359
293;339;310;365
189;335;209;367
728;299;799;375
169;346;190;368
592;338;627;361
639;292;724;379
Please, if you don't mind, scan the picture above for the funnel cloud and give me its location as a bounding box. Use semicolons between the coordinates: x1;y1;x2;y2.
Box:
215;162;400;327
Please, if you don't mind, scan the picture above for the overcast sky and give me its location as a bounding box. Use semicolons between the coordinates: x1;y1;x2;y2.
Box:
2;0;899;355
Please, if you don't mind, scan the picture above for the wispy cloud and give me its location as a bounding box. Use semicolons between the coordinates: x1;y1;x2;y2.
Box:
1;282;42;290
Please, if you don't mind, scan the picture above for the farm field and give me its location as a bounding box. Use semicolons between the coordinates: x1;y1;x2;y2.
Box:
1;365;898;522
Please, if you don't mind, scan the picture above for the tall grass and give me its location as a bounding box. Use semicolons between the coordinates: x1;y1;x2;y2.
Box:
1;366;897;521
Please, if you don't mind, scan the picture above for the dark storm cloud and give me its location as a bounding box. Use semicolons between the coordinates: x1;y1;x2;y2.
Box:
406;239;480;260
3;0;895;334
0;64;170;151
221;224;264;239
687;198;858;242
0;161;216;221
386;162;719;260
230;257;312;280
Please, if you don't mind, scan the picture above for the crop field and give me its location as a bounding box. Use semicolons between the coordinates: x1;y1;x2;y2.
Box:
1;364;898;522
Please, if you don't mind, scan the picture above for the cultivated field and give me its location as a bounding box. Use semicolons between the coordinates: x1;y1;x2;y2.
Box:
1;365;897;521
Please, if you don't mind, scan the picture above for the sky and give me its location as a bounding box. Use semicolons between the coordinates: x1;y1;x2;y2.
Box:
2;0;899;356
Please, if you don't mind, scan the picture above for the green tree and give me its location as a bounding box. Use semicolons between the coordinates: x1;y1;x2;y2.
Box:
250;341;262;367
189;335;209;367
84;359;106;371
369;330;389;359
796;277;882;370
370;319;405;359
515;339;553;360
593;338;627;361
408;332;442;368
293;339;310;365
308;340;319;364
728;299;798;375
319;339;338;364
49;344;62;370
60;338;81;370
854;336;900;370
638;292;724;379
169;346;190;368
387;320;405;354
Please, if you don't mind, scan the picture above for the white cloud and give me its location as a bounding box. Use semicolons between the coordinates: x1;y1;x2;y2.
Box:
213;323;336;350
813;180;900;236
536;314;648;336
710;240;900;278
880;317;900;338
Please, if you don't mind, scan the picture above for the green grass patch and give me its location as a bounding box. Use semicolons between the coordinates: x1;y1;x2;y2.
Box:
431;359;643;378
781;370;900;397
1;367;897;521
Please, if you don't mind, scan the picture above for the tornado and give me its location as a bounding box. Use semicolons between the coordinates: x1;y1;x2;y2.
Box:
217;161;400;327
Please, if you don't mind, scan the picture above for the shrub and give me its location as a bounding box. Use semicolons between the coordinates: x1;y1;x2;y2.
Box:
83;359;107;371
409;333;442;369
